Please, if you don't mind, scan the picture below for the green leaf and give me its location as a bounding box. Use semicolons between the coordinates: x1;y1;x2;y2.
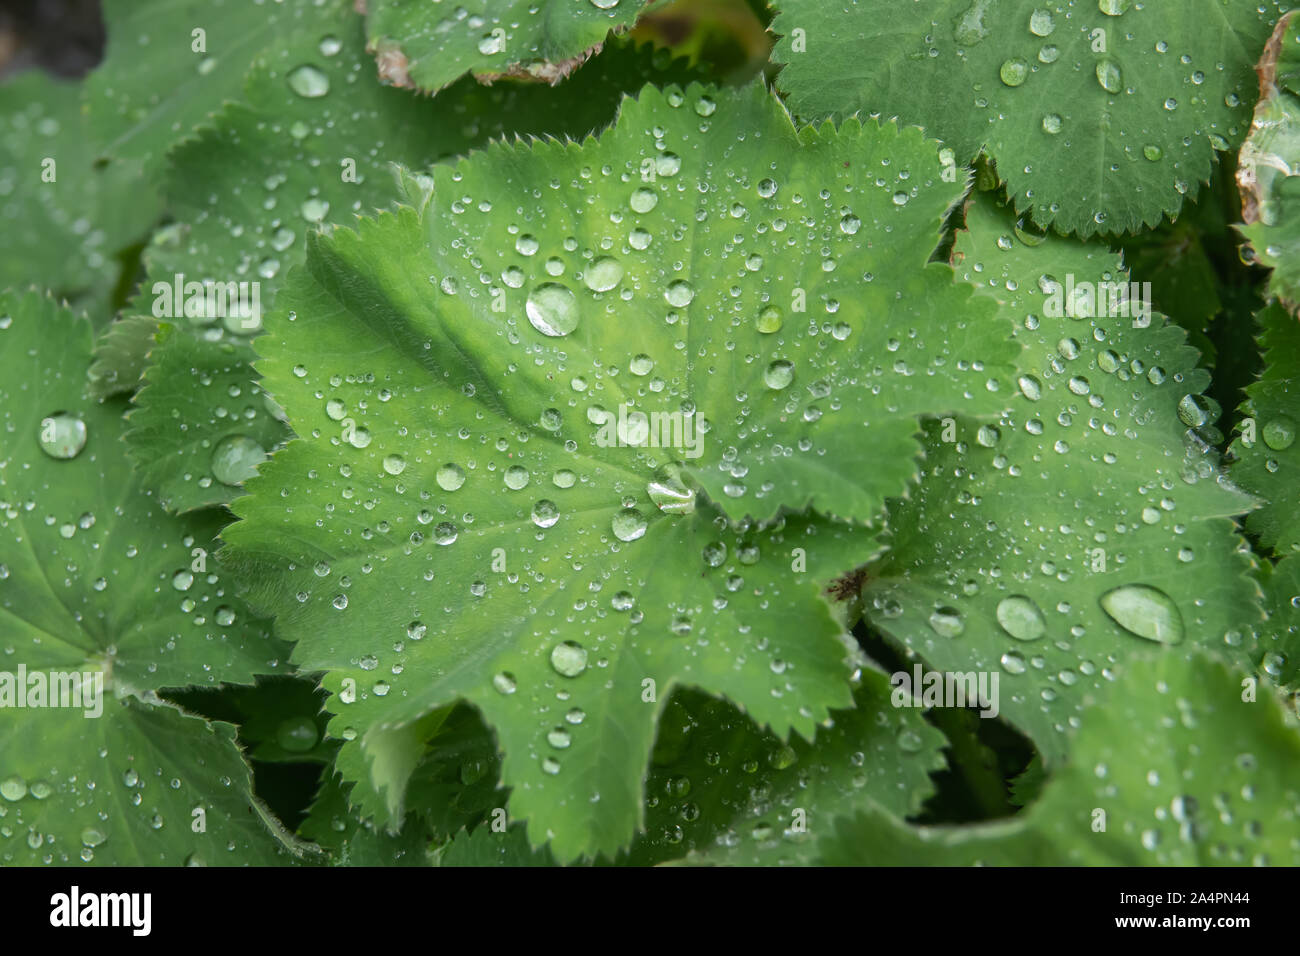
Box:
810;652;1300;865
770;0;1289;237
1256;555;1300;688
0;695;304;865
0;290;300;864
0;70;162;302
364;0;661;93
299;771;436;865
86;0;322;173
122;8;703;513
860;194;1261;764
436;822;556;866
1231;301;1300;554
1237;12;1300;311
89;314;161;399
222;80;1021;860
636;669;945;865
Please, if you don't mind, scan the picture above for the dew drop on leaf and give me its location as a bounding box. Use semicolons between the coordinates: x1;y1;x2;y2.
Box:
526;283;579;336
210;434;267;485
1099;585;1185;644
996;595;1047;641
550;641;588;677
287;64;330;98
38;411;87;459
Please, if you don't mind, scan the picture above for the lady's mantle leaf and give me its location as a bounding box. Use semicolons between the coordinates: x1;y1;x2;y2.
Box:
0;291;297;864
1237;13;1300;311
811;652;1300;865
364;0;661;93
771;0;1290;237
120;6;702;513
222;81;1018;860
861;195;1260;765
1230;301;1300;555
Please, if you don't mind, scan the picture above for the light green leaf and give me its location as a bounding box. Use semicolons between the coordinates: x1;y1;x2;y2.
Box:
0;70;162;302
123;8;703;512
436;822;556;866
364;0;660;93
89;314;161;399
771;0;1289;237
223;81;1019;860
1237;12;1300;311
812;652;1300;865
860;194;1261;765
1230;301;1300;554
299;771;436;865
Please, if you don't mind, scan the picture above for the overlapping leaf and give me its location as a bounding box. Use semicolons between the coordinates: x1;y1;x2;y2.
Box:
860;195;1260;765
808;653;1300;865
1230;301;1300;554
364;0;661;92
221;80;1021;860
771;0;1289;236
117;2;703;512
0;70;161;305
0;291;298;865
1237;13;1300;311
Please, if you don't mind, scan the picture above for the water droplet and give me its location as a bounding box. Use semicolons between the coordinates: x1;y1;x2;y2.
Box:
996;595;1047;641
301;197;330;222
1098;0;1130;14
1018;375;1042;401
287;64;330;98
1042;113;1062;134
319;35;342;57
504;465;530;490
172;570;194;591
612;508;647;542
382;454;406;476
1177;394;1212;428
0;776;27;801
436;463;466;491
1000;58;1029;87
532;499;559;528
493;672;517;694
1100;585;1184;644
928;606;965;637
583;256;624;292
630;188;659;213
1095;59;1122;94
756;305;783;334
211;434;267;485
276;717;318;752
550;641;588;677
38;412;87;459
1029;8;1056;35
526;283;579;337
664;280;695;308
1143;144;1163;161
647;467;695;514
1263;417;1296;450
763;360;794;390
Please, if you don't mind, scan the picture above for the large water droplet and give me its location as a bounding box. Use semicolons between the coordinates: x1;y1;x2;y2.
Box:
38;412;87;459
1096;59;1122;94
996;595;1047;641
1000;58;1029;87
1028;8;1056;35
664;280;695;308
0;776;27;801
211;434;267;485
526;283;579;336
763;360;794;390
582;257;624;292
612;507;647;541
647;466;695;515
550;641;588;677
928;606;965;637
1263;416;1296;450
436;463;466;491
1099;585;1184;644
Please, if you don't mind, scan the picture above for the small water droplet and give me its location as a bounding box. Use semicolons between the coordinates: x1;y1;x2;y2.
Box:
287;64;330;98
612;507;647;541
996;595;1047;641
